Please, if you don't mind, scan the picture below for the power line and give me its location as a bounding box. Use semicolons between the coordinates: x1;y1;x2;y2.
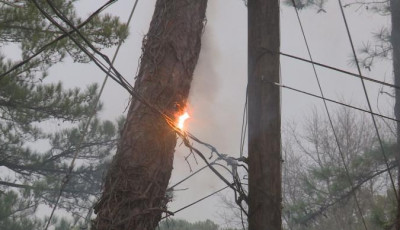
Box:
167;159;218;191
43;1;140;229
272;81;400;123
337;0;398;201
289;1;368;228
280;51;400;91
162;185;231;219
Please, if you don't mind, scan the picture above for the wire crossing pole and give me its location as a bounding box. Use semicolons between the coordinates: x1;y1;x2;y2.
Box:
248;0;281;229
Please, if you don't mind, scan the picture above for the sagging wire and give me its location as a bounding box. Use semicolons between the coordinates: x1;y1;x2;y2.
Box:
167;159;219;192
272;81;400;123
162;185;231;220
280;52;400;91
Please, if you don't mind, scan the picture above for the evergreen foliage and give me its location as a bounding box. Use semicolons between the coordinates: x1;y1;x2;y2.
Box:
0;1;127;228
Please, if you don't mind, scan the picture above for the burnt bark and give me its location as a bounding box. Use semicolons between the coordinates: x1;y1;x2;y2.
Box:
92;1;208;229
393;0;400;228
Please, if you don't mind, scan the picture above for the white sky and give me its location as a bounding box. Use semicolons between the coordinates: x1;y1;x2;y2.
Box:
16;0;393;228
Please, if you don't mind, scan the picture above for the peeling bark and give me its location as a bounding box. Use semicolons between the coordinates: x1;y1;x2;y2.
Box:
92;1;208;229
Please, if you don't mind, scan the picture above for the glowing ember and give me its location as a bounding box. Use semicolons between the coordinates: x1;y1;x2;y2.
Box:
177;112;190;130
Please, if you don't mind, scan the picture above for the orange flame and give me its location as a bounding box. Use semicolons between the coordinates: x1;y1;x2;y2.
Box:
177;111;190;131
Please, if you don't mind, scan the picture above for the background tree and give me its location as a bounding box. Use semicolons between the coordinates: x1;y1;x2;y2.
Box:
0;0;128;228
283;107;397;230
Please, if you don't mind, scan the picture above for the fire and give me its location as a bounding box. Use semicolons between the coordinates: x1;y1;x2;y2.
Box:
177;111;190;131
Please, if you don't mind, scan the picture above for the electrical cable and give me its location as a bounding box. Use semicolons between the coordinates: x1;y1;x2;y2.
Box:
273;81;400;123
167;159;218;191
280;51;400;91
161;184;231;219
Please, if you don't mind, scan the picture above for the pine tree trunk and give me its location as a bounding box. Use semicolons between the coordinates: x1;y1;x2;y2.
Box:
392;0;400;228
92;1;207;229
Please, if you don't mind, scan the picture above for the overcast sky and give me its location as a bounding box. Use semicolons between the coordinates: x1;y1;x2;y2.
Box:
27;0;394;227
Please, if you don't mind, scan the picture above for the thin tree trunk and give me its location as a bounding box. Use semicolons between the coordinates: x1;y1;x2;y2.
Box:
393;0;400;228
92;1;207;229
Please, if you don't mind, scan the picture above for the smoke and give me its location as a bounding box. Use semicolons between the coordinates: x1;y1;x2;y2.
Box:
188;18;223;149
172;2;223;196
170;0;248;225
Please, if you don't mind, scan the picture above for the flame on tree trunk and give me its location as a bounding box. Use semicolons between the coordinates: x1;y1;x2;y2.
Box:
92;1;208;229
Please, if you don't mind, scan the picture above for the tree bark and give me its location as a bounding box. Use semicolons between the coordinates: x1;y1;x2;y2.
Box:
92;1;207;229
392;0;400;228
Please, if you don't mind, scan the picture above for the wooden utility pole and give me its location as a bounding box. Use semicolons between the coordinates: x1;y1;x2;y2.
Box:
248;0;281;229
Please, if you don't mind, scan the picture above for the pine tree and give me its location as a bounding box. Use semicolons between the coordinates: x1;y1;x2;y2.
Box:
0;1;128;228
283;108;397;230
